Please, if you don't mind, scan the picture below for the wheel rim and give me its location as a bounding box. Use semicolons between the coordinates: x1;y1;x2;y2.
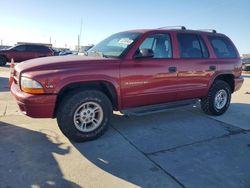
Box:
73;101;104;133
214;89;228;110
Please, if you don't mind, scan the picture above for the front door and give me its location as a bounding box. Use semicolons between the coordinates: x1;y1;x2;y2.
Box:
120;33;178;108
11;45;31;62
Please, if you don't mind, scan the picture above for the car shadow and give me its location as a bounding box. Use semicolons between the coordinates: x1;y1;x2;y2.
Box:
0;77;9;92
0;121;81;188
71;104;246;187
210;102;250;130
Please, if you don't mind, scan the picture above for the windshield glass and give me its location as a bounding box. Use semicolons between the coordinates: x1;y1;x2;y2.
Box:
88;32;141;58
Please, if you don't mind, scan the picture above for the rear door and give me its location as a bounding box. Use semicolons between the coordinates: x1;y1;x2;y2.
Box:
175;33;212;100
26;45;41;59
34;45;51;57
120;32;178;108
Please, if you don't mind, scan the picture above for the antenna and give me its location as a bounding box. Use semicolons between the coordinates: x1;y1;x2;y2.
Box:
157;26;186;30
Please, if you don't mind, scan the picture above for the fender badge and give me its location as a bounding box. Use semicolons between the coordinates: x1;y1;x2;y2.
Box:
45;84;54;89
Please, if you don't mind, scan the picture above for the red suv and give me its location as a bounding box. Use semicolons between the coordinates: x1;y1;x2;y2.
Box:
0;44;54;66
11;27;244;142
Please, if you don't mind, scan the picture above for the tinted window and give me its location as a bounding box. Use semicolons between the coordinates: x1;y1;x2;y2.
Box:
26;45;36;52
38;45;49;52
138;33;172;58
208;36;237;58
14;45;26;52
178;33;208;58
26;45;49;52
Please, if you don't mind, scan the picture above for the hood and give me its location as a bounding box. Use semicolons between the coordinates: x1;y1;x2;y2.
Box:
15;55;118;73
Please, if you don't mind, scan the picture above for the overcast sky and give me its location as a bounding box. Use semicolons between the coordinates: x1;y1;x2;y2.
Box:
0;0;249;53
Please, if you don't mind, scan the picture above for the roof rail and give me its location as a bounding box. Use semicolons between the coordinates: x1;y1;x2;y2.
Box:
198;29;217;33
157;26;186;30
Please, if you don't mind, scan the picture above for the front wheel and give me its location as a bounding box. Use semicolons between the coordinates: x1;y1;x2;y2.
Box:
201;80;231;116
57;90;112;142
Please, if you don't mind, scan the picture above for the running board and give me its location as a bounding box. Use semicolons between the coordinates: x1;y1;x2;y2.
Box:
122;99;199;116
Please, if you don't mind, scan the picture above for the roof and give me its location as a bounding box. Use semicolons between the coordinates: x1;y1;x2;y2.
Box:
124;28;224;36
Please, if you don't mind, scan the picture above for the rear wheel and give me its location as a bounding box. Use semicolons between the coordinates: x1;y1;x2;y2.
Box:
57;90;112;142
201;80;231;116
0;56;7;66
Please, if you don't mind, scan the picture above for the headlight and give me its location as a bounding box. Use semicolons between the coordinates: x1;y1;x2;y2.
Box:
21;77;44;94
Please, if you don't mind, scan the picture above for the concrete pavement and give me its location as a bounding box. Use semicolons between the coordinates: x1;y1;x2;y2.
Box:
0;66;250;188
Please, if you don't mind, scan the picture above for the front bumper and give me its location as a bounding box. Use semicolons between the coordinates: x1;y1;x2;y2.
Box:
234;76;244;92
11;83;57;118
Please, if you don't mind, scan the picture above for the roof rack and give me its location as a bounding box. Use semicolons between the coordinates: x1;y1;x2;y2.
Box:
198;29;217;33
157;26;186;30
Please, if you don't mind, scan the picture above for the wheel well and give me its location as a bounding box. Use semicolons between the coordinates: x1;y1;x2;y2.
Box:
214;74;234;92
54;81;118;117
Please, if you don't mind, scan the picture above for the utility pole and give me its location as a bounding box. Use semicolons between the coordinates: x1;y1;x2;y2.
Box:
1;40;2;46
78;19;83;52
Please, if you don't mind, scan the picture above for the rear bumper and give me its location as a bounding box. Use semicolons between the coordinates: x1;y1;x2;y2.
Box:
11;83;57;118
234;76;244;92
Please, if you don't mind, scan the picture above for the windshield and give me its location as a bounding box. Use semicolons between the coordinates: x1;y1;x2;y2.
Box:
88;32;141;58
7;45;16;50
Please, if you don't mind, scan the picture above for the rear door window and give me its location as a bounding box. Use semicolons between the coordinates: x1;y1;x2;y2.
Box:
208;36;237;58
177;33;208;58
26;45;48;52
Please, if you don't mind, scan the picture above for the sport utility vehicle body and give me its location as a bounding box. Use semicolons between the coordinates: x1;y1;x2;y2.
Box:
0;44;54;66
11;28;244;141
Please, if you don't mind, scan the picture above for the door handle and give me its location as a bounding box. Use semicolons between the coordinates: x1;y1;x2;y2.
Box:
168;66;177;73
209;65;216;71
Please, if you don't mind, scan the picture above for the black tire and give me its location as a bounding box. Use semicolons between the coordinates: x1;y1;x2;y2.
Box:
201;80;231;116
0;56;7;66
57;90;112;142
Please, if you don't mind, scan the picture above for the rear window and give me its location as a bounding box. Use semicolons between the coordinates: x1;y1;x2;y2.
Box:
177;33;209;58
208;36;237;58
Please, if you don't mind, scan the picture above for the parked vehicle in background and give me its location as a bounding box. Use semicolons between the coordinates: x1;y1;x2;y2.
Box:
51;48;61;56
0;44;54;66
59;50;73;56
242;58;250;71
78;45;94;56
11;27;243;142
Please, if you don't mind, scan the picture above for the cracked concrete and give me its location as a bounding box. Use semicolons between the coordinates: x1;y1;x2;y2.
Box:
1;66;250;188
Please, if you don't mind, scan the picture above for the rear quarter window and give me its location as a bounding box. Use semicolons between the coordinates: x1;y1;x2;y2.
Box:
208;36;237;58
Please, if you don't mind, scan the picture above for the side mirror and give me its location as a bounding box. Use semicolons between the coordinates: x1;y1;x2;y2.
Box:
134;48;154;58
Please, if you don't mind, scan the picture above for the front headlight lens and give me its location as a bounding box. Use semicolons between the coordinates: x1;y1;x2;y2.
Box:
21;77;44;94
